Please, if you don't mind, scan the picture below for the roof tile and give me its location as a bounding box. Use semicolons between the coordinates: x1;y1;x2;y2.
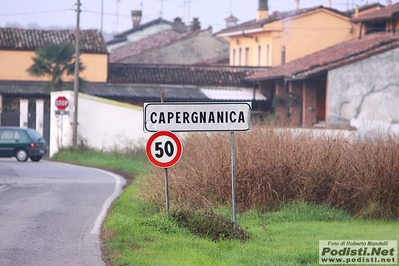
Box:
109;29;209;63
0;28;108;54
352;3;399;22
108;64;263;87
247;32;399;81
0;81;266;101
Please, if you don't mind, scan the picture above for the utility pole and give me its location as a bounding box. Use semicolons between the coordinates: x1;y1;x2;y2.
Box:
101;0;104;34
72;0;81;148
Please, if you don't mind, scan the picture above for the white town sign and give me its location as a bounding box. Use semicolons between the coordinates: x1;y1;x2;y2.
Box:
144;102;252;132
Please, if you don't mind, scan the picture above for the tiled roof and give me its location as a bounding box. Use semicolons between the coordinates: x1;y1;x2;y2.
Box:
0;81;267;101
352;2;399;22
216;6;349;35
0;28;108;54
246;32;399;81
344;3;385;16
0;81;49;96
108;64;265;87
109;29;209;63
86;83;208;101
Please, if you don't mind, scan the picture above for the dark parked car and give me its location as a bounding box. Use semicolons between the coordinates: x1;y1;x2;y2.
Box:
0;127;47;162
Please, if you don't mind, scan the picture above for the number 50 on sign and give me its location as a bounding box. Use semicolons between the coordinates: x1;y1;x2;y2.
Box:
146;131;183;168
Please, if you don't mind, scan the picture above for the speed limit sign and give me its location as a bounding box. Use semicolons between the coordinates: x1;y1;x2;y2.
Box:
146;131;183;168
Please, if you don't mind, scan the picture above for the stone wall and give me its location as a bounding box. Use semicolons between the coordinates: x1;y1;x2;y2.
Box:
327;47;399;128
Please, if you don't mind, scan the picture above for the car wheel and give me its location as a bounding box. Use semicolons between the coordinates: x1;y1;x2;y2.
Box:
16;149;29;162
30;156;42;162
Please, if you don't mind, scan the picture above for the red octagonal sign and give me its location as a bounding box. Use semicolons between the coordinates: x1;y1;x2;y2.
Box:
55;96;69;110
146;131;183;168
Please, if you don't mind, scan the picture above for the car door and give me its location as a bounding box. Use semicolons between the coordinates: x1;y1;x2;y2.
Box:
0;129;5;157
0;129;19;157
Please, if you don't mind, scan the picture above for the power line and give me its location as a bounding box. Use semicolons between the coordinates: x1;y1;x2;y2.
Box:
0;9;73;17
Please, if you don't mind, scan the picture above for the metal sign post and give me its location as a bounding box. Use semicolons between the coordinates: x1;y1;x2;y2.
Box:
161;92;169;213
55;96;69;149
231;131;237;230
145;130;183;212
164;168;169;213
61;112;64;148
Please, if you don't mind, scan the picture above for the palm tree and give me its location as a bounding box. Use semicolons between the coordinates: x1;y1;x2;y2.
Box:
27;43;85;91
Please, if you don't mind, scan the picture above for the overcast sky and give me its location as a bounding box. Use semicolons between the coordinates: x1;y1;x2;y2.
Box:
0;0;388;34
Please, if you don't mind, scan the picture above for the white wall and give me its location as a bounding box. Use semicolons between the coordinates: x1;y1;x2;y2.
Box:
107;23;173;52
19;99;28;128
50;91;148;157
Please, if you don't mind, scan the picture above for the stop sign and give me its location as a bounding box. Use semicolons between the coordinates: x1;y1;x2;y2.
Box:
55;96;69;110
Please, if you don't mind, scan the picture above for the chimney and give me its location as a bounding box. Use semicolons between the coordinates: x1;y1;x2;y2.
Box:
296;0;300;10
131;10;142;28
328;0;332;8
172;17;188;33
257;0;269;21
191;17;201;31
355;5;359;17
225;15;239;28
387;0;392;6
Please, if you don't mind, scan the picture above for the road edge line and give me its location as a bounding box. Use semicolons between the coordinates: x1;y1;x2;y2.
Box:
90;169;126;235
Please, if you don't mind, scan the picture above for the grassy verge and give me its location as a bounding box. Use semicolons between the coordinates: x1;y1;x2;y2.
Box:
102;177;398;266
51;147;148;184
51;148;399;266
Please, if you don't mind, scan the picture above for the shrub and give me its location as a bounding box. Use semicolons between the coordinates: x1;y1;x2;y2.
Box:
139;126;399;219
170;209;251;241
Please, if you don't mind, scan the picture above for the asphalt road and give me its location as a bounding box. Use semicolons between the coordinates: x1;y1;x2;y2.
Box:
0;158;125;266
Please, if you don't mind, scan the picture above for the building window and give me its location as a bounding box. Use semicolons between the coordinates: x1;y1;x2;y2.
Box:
245;47;249;66
232;49;236;66
266;44;270;67
365;22;386;34
239;48;242;66
258;45;261;66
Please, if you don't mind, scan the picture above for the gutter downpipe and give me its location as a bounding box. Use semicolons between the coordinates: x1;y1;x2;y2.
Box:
358;23;363;39
284;77;303;127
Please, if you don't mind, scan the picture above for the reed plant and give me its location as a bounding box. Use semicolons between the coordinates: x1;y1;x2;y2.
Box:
139;125;399;219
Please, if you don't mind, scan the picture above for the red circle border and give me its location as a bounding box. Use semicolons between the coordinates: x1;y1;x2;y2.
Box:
146;131;183;168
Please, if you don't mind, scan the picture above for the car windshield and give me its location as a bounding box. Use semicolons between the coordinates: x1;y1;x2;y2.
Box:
26;128;43;142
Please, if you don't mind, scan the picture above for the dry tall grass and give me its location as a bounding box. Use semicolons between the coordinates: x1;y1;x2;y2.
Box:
139;126;399;219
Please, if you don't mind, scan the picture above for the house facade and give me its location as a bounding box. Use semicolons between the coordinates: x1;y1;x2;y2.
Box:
216;0;360;67
246;32;399;129
0;27;108;144
0;28;108;83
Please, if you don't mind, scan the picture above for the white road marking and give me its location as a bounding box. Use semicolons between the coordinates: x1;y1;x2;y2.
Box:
90;169;126;235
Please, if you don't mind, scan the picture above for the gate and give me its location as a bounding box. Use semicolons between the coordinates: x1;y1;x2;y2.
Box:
28;112;36;129
0;112;20;126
